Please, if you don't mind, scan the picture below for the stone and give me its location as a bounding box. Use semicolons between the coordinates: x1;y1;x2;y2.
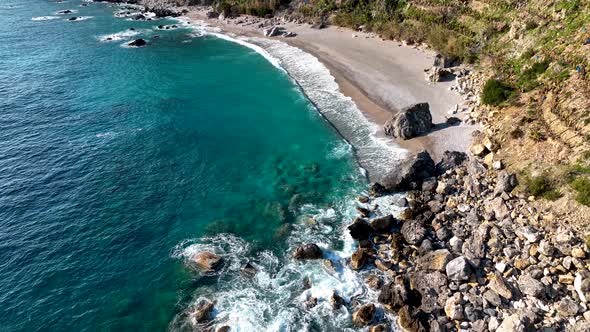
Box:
370;215;395;233
401;220;426;245
348;219;372;240
292;243;323;260
216;326;230;332
398;305;427;332
575;273;589;303
489;197;510;220
191;251;223;271
418;249;452;271
446;256;472;281
205;11;219;19
470;143;488;157
383;103;433;140
379;280;421;310
558;274;575;284
488;273;513;300
517;274;545;298
494;171;518;196
516;226;540;243
128;38;147;47
379;151;435;192
240;262;257;276
572;248;587;258
496;314;526;332
193;299;215;323
369;324;389;332
330;291;345;309
365;275;382;289
351;248;369;270
436;151;467;175
557;298;579;316
444;293;464;320
352;303;375;326
538;240;555;257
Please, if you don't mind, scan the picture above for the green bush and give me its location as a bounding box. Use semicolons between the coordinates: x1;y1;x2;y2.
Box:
481;79;513;105
525;174;561;200
571;177;590;206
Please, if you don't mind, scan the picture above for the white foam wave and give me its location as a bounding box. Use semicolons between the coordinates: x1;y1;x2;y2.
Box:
65;16;93;22
98;29;141;42
208;32;283;70
32;16;60;21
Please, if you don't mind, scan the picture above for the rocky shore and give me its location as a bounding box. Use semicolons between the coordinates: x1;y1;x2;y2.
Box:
333;148;590;331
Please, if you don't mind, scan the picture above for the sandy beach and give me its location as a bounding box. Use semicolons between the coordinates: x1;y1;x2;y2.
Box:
185;7;478;160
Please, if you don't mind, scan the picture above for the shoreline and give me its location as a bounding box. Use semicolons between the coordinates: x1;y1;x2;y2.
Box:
183;7;478;162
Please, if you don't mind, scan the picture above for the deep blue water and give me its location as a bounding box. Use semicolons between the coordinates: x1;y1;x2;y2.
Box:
0;1;367;331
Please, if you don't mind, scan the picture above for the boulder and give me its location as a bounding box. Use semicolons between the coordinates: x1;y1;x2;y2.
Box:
379;151;435;192
436;151;468;175
557;298;579;316
445;256;472;281
193;299;215;323
128;38;147;47
330;291;345;309
348;219;372;240
488;273;514;300
494;171;518;196
352;303;375;326
351;248;370;270
426;66;453;82
417;249;452;271
263;26;284;37
397;305;428;332
205;11;219;19
379;279;422;310
384;103;433;140
369;215;395;233
401;220;426;245
496;314;527;332
517;273;545;298
293;243;323;260
240;262;257;276
191;251;223;271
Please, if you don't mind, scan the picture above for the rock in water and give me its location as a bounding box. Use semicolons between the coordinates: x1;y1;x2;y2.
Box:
191;251;222;271
128;38;147;47
379;151;435;191
352;303;375;326
292;243;323;259
192;299;215;323
348;218;373;240
383;103;433;139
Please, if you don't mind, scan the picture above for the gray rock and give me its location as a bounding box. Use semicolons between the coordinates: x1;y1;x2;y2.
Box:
352;303;375;326
446;256;472;281
436;151;468;175
384;103;433;140
494;171;518;196
496;314;526;332
378;151;435;192
557;298;579;316
401;220;426;245
517;274;545;298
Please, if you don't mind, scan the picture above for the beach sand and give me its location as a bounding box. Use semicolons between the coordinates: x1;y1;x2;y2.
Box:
185;8;478;161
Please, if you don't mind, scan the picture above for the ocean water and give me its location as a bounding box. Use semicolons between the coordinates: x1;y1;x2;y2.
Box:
0;1;402;331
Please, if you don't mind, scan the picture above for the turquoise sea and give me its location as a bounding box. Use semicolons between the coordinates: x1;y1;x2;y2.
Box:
0;1;400;331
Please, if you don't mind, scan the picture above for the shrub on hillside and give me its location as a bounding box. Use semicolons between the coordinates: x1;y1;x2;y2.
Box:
571;177;590;206
524;174;561;201
481;79;513;105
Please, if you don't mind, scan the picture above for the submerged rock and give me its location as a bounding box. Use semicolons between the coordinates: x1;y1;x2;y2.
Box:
383;103;433;139
191;251;223;271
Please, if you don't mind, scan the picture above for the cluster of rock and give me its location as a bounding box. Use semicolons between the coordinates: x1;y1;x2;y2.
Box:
339;148;590;331
447;70;488;126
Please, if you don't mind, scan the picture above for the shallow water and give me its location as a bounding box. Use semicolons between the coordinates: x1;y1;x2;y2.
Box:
0;1;402;331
